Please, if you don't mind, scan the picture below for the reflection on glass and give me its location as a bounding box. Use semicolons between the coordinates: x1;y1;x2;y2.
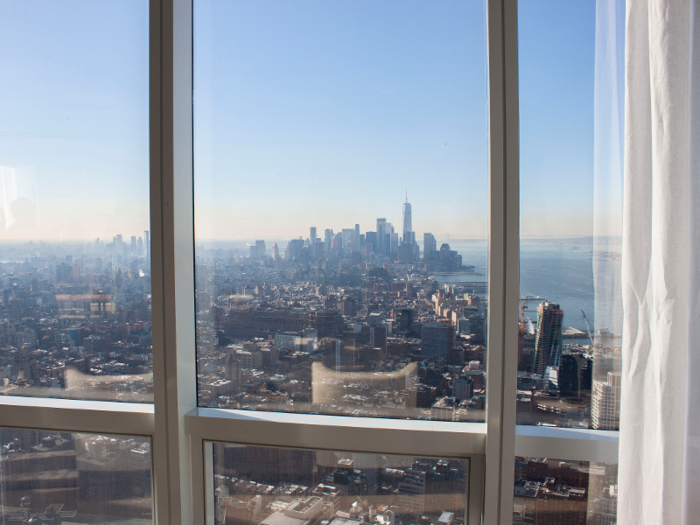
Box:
0;428;153;523
0;1;152;402
213;444;467;525
517;1;624;429
513;456;617;525
194;0;489;421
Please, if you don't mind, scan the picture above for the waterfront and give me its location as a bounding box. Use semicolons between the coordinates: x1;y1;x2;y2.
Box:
433;238;622;334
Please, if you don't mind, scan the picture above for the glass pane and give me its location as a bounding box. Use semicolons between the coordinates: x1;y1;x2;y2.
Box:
0;428;153;523
213;443;467;525
194;0;489;421
517;1;624;429
0;1;152;402
513;456;618;524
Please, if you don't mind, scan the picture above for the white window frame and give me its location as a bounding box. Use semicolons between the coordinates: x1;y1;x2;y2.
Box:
0;1;619;524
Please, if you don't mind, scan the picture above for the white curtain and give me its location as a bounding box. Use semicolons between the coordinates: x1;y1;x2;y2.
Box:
619;1;700;524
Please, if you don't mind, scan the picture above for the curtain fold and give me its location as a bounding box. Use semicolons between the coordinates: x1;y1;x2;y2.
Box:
620;1;699;523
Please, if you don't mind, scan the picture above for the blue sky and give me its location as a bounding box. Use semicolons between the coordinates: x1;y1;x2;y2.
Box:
0;0;149;242
0;0;609;242
519;1;598;238
194;0;489;241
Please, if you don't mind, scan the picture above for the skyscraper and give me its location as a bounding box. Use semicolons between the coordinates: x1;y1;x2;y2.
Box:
376;218;387;255
559;351;593;399
423;233;436;260
591;372;621;430
531;301;564;376
402;195;412;245
324;229;333;256
365;231;377;254
341;228;355;251
310;227;317;247
255;239;266;258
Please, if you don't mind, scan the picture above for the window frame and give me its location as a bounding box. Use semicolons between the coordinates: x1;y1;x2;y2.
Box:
0;1;620;524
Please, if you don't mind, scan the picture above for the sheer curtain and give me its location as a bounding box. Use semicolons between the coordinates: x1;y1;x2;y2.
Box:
619;1;700;524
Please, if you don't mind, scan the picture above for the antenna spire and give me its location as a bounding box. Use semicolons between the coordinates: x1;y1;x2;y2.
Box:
405;188;408;204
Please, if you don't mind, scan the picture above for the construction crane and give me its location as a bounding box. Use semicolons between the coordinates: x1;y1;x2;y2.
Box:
581;310;595;344
520;296;535;335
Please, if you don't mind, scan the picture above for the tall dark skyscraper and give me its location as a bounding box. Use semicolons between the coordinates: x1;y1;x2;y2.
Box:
559;352;593;399
423;233;436;260
531;301;564;376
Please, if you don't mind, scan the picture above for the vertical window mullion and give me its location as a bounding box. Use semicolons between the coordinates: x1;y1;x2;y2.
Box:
484;0;520;523
149;0;168;520
498;0;520;522
150;0;198;523
484;0;506;520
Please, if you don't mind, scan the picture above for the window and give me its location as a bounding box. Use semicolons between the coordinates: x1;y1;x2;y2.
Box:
211;444;470;525
0;1;620;524
514;1;623;521
0;0;151;403
193;0;489;421
0;428;153;523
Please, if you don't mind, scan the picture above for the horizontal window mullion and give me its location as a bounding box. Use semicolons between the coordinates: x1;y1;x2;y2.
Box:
185;408;486;458
0;399;155;436
515;426;619;464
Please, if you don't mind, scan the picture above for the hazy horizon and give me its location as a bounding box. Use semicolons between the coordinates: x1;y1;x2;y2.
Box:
0;0;619;243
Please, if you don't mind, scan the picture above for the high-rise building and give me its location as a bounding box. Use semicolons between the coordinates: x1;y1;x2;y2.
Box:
340;297;358;317
423;233;437;260
332;232;342;252
390;231;399;256
255;240;266;258
376;218;387;255
398;243;414;264
531;301;564;376
285;239;304;261
421;321;455;361
310;227;317;247
324;229;333;256
341;228;355;251
365;231;377;254
591;372;621;430
559;351;593;399
402;196;412;245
